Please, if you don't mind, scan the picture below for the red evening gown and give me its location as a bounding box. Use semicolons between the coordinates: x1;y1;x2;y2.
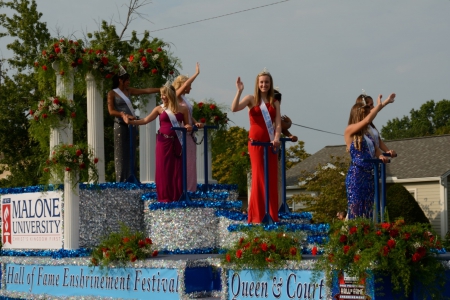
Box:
248;101;279;223
155;111;183;202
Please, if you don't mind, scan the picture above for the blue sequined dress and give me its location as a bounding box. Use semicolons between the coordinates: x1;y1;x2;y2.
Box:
345;137;375;219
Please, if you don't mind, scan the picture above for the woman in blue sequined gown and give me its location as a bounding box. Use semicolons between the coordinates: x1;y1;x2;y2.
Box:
344;93;395;219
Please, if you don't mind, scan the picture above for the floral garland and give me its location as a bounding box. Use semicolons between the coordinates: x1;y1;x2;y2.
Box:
221;226;303;277
90;224;158;269
315;218;446;298
81;48;119;79
192;99;229;131
43;143;99;186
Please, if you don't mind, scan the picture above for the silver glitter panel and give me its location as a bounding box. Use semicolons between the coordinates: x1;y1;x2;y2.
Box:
79;188;148;248
217;216;247;250
146;207;219;251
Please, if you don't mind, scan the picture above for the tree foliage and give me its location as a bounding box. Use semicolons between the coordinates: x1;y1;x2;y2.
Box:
386;183;430;224
290;155;350;223
285;141;310;170
381;99;450;140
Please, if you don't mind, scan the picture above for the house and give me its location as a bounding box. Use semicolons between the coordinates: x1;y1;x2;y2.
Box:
286;134;450;237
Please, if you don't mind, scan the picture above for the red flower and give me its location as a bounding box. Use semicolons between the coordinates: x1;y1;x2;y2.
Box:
381;223;391;230
290;247;297;256
76;149;82;156
343;245;350;254
241;151;246;156
53;98;60;104
59;38;64;42
29;109;34;115
209;104;216;110
34;61;39;67
68;40;73;44
403;233;411;240
77;58;83;65
143;62;149;68
412;253;421;262
42;50;47;56
42;65;48;71
214;116;220;121
60;70;65;76
311;246;318;255
417;246;426;258
141;56;147;61
236;249;243;258
55;47;61;54
243;242;251;250
74;41;79;46
146;48;153;53
101;56;108;65
363;225;370;234
122;237;130;243
260;243;268;252
43;167;49;172
71;112;76;118
145;237;152;244
42;113;48;119
71;62;77;68
253;237;259;243
353;255;361;263
130;255;137;262
58;108;64;115
387;239;396;249
69;48;75;54
265;257;274;262
389;229;399;238
198;102;204;108
226;254;231;262
96;49;102;55
349;226;357;235
138;240;145;248
200;118;206;123
152;250;158;257
328;254;334;262
169;70;174;74
94;158;99;164
138;48;144;53
65;167;71;172
91;258;98;266
105;73;112;79
129;55;134;62
252;247;260;254
79;163;86;169
54;43;59;48
157;47;162;52
269;244;276;251
151;68;158;74
382;246;389;256
376;230;382;236
339;235;348;243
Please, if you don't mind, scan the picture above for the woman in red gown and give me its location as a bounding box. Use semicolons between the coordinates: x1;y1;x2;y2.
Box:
231;70;281;223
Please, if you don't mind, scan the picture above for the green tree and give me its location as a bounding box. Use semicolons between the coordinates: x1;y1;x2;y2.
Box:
290;155;350;223
381;99;450;140
285;141;310;170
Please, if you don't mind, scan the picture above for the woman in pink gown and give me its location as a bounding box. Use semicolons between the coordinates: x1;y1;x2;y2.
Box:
172;63;203;192
122;85;192;202
231;70;282;223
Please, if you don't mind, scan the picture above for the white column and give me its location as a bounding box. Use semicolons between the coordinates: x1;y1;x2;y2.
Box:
139;94;156;182
86;72;105;182
64;174;79;249
196;129;217;184
50;61;73;153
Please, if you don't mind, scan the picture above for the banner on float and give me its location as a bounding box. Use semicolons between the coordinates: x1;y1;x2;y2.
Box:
1;192;63;249
332;271;374;299
227;269;326;300
5;264;179;299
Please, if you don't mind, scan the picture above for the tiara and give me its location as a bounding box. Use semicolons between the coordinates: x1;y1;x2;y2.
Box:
361;89;367;106
274;86;281;93
118;65;127;76
258;67;271;76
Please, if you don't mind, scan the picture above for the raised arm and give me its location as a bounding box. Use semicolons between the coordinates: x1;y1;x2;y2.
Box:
345;95;384;138
231;77;253;112
122;106;161;126
128;87;160;96
176;63;200;97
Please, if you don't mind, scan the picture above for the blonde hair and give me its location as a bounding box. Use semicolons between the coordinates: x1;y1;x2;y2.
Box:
172;75;189;90
347;102;370;151
160;85;179;113
253;73;275;107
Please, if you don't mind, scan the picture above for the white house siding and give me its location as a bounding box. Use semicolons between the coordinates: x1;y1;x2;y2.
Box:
447;177;450;235
401;181;441;235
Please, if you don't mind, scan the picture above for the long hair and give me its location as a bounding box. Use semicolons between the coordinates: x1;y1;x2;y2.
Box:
355;94;376;129
253;73;274;107
111;73;130;89
347;102;370;151
160;85;179;114
172;75;189;91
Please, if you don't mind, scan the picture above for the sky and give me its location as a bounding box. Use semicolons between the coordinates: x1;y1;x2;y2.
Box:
1;0;449;154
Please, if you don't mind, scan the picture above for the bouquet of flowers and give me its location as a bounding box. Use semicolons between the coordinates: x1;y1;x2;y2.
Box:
192;99;229;131
44;143;99;185
222;226;303;276
90;224;158;269
81;48;119;79
315;218;446;298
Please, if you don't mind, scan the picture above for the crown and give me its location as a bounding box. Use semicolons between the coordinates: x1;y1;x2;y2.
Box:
118;65;127;76
361;89;367;106
258;67;271;76
274;86;281;92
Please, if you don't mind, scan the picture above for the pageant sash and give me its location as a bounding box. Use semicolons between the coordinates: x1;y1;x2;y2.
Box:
161;104;183;147
114;88;136;118
181;95;193;125
364;134;376;158
260;99;275;142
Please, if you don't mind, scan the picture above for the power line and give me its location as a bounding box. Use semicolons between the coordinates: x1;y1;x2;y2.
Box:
291;122;344;136
151;0;291;32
